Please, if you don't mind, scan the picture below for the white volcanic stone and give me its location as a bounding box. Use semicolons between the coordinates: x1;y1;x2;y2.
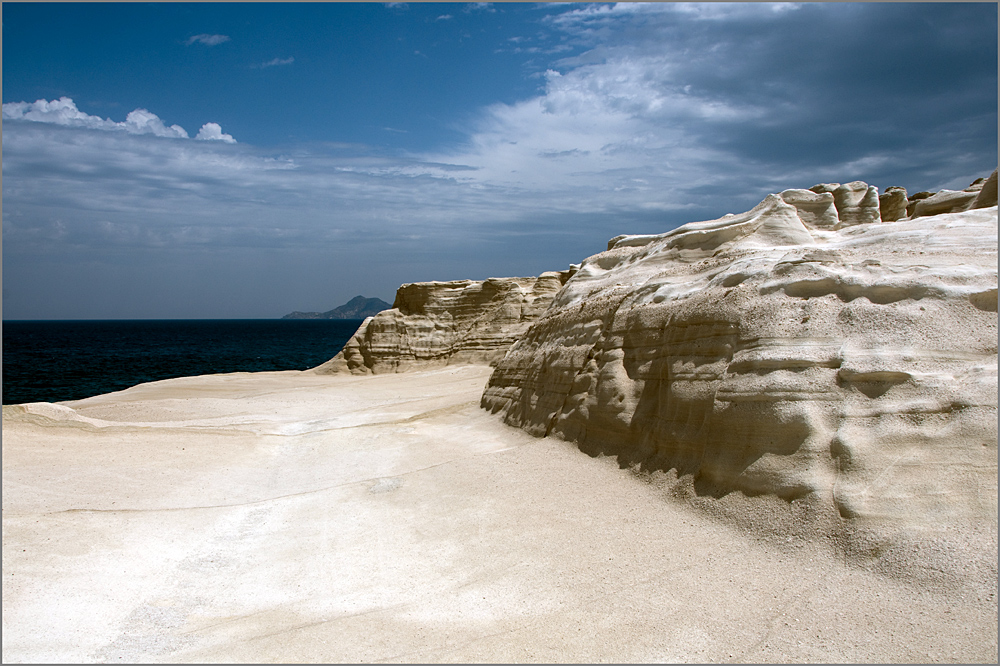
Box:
314;271;571;374
911;189;980;218
972;168;999;209
482;191;998;561
834;181;882;226
878;186;908;221
908;171;999;218
808;181;881;227
4;367;995;662
780;189;839;229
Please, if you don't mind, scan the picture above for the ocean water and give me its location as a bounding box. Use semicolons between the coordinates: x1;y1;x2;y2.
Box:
2;319;364;405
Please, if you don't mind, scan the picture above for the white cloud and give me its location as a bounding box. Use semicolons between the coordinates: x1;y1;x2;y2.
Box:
423;0;992;214
261;56;295;68
416;53;761;212
123;108;189;139
195;122;237;144
550;2;799;27
2;97;119;130
185;33;230;46
2;97;234;143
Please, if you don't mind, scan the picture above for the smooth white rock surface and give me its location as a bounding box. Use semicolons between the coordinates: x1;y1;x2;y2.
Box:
4;367;996;662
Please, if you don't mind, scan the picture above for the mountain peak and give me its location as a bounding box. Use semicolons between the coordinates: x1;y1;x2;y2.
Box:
283;296;391;320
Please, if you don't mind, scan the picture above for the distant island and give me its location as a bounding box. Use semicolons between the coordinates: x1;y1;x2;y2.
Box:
282;295;391;320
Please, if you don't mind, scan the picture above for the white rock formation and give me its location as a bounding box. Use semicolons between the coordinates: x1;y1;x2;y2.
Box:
482;181;998;558
808;181;881;227
909;169;998;218
778;188;839;229
972;168;999;209
878;186;908;221
314;271;573;374
911;189;981;218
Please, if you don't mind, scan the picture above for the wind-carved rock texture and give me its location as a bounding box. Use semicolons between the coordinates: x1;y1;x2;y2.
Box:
809;181;881;227
313;271;573;375
482;176;998;572
878;186;908;222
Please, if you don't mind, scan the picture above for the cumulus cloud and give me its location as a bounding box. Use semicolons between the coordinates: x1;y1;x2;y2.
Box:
186;33;230;46
122;108;189;139
195;122;236;143
2;97;235;143
2;97;120;131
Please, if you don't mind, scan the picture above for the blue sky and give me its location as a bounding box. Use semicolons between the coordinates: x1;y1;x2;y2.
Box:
3;2;997;319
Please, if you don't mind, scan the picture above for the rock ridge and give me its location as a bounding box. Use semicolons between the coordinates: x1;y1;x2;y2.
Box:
313;270;575;375
481;172;998;572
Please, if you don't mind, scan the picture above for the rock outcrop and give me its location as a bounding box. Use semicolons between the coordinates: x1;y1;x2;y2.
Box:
313;271;574;375
481;178;998;554
972;168;999;209
878;186;908;221
909;169;998;218
809;181;881;227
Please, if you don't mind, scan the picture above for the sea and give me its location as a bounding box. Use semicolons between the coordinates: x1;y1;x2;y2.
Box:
2;319;364;405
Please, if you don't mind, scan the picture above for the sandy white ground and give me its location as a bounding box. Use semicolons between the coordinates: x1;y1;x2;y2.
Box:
2;366;996;663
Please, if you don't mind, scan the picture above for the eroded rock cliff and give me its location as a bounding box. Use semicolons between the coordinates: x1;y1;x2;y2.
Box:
313;271;573;374
482;178;998;564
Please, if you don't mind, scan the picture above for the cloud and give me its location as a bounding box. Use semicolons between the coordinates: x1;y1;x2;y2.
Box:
2;4;995;319
429;2;996;210
436;14;453;21
122;108;189;139
2;97;235;143
4;3;995;268
185;33;230;46
260;56;295;68
2;97;119;130
195;122;236;144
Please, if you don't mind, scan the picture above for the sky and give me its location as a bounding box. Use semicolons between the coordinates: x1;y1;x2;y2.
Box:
2;2;997;320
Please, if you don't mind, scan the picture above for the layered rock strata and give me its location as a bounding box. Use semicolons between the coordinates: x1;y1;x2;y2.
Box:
482;178;998;547
314;271;573;374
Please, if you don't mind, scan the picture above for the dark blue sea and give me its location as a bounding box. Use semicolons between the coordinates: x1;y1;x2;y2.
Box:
2;319;364;405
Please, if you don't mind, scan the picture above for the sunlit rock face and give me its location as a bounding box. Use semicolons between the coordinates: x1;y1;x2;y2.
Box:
314;272;573;375
482;180;998;534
